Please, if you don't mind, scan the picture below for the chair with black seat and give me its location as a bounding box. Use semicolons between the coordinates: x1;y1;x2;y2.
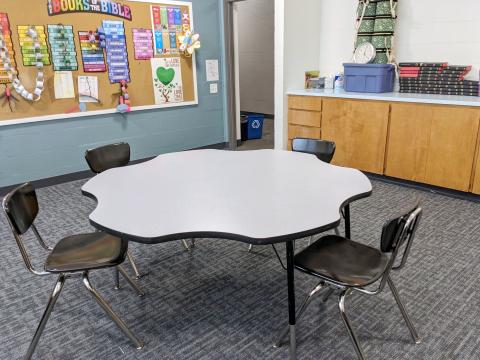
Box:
2;183;144;360
292;137;336;163
85;143;192;280
274;204;423;360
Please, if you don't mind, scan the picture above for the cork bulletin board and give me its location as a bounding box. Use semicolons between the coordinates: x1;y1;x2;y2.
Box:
0;0;198;125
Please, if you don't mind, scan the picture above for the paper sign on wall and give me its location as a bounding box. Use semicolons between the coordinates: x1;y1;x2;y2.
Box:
206;59;219;82
54;71;75;99
132;28;153;60
151;57;183;104
102;20;130;83
151;5;190;56
18;25;50;66
78;75;99;103
79;31;107;72
47;25;78;71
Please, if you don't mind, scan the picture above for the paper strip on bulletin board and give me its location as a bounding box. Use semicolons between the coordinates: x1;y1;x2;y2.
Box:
0;0;198;125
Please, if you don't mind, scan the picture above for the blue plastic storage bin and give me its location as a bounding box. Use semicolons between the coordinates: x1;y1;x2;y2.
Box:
343;63;395;93
247;114;264;140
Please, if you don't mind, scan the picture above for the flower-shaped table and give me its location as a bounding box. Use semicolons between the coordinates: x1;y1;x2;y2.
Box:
82;149;372;359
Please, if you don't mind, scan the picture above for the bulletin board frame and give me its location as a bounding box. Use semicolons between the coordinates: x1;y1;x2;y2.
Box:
0;0;199;127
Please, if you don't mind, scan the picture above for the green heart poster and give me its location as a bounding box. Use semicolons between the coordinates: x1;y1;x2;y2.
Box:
151;57;184;104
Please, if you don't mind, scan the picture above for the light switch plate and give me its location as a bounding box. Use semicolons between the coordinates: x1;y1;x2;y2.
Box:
210;83;218;94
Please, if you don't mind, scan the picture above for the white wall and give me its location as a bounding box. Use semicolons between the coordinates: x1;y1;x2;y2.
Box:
275;0;322;150
237;0;275;115
316;0;480;79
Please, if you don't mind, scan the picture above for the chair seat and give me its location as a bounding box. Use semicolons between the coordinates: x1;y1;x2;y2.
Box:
45;232;127;273
294;235;389;287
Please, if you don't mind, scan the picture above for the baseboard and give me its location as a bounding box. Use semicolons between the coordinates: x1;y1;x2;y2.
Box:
0;142;228;197
366;173;480;203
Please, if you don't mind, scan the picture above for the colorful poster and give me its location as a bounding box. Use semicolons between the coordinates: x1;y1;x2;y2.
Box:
18;26;50;66
47;0;132;21
47;25;78;71
132;29;153;60
0;13;16;84
102;20;130;83
151;5;190;55
78;31;107;72
151;57;183;105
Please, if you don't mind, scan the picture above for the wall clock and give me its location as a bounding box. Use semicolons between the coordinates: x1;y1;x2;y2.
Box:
354;42;376;64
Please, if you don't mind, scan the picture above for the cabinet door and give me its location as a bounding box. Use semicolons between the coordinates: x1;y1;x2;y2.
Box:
288;95;322;111
386;103;480;192
472;151;480;195
425;107;480;191
385;104;432;182
322;98;390;174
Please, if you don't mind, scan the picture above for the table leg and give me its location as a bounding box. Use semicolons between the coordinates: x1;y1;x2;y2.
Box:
344;204;351;239
286;240;296;360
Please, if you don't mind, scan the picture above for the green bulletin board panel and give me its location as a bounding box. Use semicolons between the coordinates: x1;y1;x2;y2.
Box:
0;0;198;125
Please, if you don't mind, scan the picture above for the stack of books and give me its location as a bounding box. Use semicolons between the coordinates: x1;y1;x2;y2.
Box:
399;62;479;97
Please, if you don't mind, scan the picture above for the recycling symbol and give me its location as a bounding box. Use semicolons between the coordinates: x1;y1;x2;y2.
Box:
251;120;261;129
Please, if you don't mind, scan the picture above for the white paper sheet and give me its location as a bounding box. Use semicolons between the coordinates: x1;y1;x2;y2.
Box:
54;71;75;99
206;59;219;82
78;76;99;103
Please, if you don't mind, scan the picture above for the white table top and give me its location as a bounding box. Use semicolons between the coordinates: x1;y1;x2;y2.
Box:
288;89;480;107
82;150;372;244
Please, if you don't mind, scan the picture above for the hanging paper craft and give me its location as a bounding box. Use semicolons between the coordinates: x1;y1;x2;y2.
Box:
132;29;153;60
0;13;16;84
0;84;19;112
152;5;190;56
116;79;131;113
151;57;183;105
179;31;200;56
18;26;50;66
79;31;107;72
102;20;130;83
47;0;132;21
47;25;78;71
2;26;46;101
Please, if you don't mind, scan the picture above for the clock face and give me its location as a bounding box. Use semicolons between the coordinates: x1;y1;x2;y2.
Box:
354;42;376;64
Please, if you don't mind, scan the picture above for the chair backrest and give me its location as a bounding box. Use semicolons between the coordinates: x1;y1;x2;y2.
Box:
380;204;422;269
2;183;49;275
85;142;130;174
292;138;336;163
3;183;38;235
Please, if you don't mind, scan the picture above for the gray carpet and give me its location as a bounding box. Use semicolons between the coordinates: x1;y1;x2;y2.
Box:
0;178;479;360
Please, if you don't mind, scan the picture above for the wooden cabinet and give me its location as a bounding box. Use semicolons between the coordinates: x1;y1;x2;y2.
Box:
287;94;480;194
322;98;390;174
386;103;480;192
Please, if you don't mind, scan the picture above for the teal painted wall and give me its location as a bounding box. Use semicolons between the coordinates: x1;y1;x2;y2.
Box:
0;0;227;187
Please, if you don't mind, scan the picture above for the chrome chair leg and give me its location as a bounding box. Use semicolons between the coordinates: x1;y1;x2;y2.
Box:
322;288;335;303
181;239;191;251
338;290;366;360
126;250;143;279
248;244;253;252
190;238;196;247
387;276;421;344
273;282;325;348
25;274;66;360
118;265;145;297
114;267;120;290
334;227;341;236
82;272;144;350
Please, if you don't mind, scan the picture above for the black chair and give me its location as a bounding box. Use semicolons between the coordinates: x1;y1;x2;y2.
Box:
2;183;144;360
274;204;423;360
292;137;336;163
85;143;192;268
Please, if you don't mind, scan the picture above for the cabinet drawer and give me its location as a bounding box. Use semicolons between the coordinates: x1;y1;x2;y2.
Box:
288;125;321;140
288;109;321;127
288;96;322;111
